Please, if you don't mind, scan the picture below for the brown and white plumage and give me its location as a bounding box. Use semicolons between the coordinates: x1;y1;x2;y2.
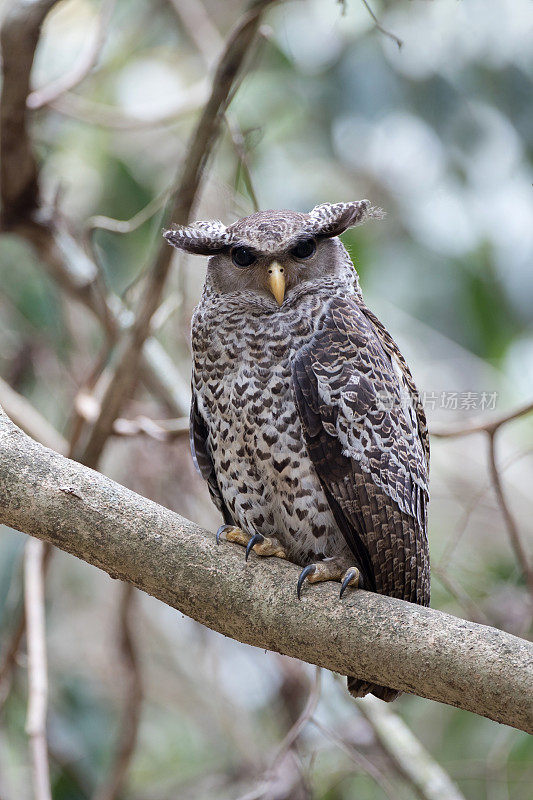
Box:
164;201;430;701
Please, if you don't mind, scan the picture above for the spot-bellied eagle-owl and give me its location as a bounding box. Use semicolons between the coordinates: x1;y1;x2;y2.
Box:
164;200;430;701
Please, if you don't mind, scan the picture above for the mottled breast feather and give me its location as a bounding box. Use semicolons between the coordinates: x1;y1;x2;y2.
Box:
291;294;430;604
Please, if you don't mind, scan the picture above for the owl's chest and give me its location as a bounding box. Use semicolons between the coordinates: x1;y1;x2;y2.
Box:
196;327;301;459
192;303;313;427
191;307;344;561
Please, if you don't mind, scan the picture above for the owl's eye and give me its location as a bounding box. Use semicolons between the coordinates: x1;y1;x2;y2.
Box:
290;238;316;260
231;246;257;268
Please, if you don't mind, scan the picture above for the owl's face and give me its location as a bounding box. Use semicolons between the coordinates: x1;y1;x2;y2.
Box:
164;201;382;308
205;229;344;307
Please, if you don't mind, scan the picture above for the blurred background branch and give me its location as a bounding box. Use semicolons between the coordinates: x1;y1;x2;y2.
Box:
24;538;52;800
432;399;533;604
91;584;142;800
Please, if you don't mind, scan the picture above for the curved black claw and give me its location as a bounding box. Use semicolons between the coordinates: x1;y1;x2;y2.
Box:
216;524;229;545
297;564;317;600
340;568;362;599
245;533;264;561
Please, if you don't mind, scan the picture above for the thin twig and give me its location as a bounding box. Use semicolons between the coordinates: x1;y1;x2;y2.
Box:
85;186;174;239
27;0;116;110
75;391;189;440
82;182;178;311
487;430;533;600
25;539;52;800
227;117;261;212
435;447;533;634
112;414;189;440
0;346;59;718
92;584;142;800
0;532;52;712
271;666;321;768
47;83;206;130
360;0;402;50
168;0;262;214
310;717;396;800
432;399;533;607
432;567;492;627
431;399;533;438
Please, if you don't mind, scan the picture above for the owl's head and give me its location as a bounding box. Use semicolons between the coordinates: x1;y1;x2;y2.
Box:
164;200;382;307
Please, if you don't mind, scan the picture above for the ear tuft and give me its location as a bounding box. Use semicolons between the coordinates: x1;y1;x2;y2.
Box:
307;201;384;238
163;219;229;255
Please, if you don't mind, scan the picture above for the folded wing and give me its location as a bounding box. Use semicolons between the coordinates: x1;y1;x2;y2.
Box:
292;295;430;605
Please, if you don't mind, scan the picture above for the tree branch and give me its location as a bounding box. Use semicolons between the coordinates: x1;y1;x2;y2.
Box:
360;0;402;50
25;538;52;800
0;375;68;454
487;430;533;600
431;400;533;605
1;408;531;734
430;399;533;438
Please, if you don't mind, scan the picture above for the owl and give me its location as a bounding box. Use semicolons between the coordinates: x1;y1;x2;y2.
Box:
164;201;430;701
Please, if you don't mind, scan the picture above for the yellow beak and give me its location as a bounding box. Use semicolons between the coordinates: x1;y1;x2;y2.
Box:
267;261;285;306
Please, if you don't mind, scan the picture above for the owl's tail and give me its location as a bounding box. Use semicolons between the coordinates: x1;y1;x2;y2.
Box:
347;676;400;703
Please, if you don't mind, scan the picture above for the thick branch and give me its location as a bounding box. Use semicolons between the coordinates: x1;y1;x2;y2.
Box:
1;408;531;734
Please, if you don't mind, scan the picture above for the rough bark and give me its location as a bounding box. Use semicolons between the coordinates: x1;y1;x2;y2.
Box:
0;408;531;734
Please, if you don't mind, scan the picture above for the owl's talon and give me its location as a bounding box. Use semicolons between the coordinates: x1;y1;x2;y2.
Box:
297;564;317;599
216;524;227;544
340;567;362;599
247;533;286;559
216;525;286;560
246;533;264;561
296;559;363;599
216;524;250;547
